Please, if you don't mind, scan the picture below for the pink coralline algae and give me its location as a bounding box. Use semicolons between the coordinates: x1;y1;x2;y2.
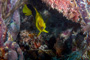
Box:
42;0;80;22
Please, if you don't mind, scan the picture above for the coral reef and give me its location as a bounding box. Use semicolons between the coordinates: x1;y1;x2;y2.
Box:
0;0;90;60
0;0;25;60
42;0;80;22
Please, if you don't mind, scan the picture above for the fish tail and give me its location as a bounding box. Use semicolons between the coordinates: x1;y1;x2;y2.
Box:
43;30;48;33
37;31;41;36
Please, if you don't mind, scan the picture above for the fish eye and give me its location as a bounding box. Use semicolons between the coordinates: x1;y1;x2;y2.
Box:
41;27;44;30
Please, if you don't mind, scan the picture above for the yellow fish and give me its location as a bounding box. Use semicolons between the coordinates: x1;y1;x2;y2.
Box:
23;4;32;16
23;4;48;36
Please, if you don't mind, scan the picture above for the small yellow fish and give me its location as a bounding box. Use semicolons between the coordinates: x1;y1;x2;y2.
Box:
23;4;32;16
23;4;48;36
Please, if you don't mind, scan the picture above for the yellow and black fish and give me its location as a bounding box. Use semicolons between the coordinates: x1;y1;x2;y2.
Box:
23;4;48;36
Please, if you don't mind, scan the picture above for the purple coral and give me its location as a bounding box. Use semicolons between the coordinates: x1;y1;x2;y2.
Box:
0;0;23;60
75;0;90;25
